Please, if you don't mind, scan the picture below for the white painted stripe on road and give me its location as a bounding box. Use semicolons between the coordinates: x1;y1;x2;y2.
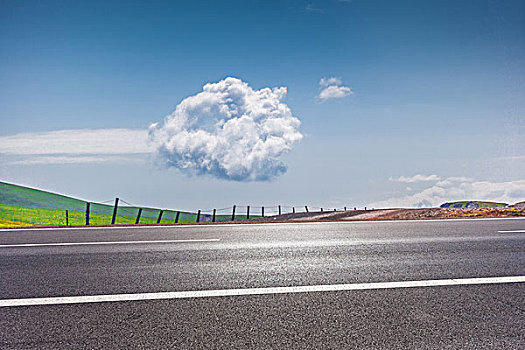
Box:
0;239;220;248
1;276;523;308
498;230;525;233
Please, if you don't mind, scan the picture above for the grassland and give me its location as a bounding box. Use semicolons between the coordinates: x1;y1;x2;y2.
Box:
0;204;210;227
0;181;86;210
0;181;240;227
440;201;508;208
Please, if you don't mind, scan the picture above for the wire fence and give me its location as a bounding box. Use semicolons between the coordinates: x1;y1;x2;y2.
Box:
0;197;364;227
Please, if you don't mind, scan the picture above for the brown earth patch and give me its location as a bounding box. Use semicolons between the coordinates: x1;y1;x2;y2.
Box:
252;207;525;223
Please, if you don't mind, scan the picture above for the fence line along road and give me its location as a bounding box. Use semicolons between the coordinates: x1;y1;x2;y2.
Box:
3;196;367;227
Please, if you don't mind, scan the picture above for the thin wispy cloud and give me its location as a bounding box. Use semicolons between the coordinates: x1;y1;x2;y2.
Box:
497;155;525;161
149;77;303;182
11;155;141;165
0;129;152;165
306;3;324;13
317;77;353;101
0;129;152;155
389;174;442;183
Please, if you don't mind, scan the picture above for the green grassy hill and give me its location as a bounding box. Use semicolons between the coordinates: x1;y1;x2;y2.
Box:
0;181;86;210
0;181;212;227
440;201;508;209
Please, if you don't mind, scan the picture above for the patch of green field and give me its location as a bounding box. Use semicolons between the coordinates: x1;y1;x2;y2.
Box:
0;181;86;210
0;181;258;227
0;204;207;227
440;201;508;208
0;217;33;227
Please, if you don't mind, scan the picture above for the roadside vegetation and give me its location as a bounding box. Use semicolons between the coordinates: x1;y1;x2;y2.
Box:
440;201;508;208
0;182;219;227
0;204;207;227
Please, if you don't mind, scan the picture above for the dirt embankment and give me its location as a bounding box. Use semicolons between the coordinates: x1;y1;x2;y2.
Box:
252;207;525;223
353;208;525;220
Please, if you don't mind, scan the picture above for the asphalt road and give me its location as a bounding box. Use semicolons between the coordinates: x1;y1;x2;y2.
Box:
0;219;524;349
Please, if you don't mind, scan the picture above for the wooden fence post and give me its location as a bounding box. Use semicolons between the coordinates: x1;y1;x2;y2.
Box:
175;211;180;223
111;198;119;225
305;206;309;213
278;205;281;215
157;210;164;224
292;207;295;213
246;206;250;220
212;209;216;222
85;202;90;225
135;208;142;224
231;205;236;221
262;206;264;217
65;210;69;226
196;210;201;222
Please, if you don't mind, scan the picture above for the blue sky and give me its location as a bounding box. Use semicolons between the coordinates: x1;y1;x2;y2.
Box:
1;0;524;210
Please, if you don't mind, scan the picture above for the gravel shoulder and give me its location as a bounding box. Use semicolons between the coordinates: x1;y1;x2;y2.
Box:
251;207;525;223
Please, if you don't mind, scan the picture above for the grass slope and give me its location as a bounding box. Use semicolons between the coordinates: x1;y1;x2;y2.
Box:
0;181;86;210
0;181;216;227
0;204;208;227
440;201;508;208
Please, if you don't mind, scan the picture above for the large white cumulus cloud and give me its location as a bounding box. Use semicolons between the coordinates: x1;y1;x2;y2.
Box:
149;77;303;181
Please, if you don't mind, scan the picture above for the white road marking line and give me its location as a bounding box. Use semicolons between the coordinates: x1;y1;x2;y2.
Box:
0;216;524;232
0;239;220;248
1;276;523;308
498;230;525;233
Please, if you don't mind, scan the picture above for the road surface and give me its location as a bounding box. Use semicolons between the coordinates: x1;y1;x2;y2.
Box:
1;219;524;349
